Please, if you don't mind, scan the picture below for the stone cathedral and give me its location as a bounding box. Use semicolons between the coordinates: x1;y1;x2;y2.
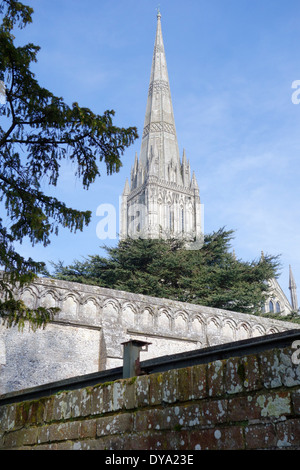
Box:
0;12;299;397
120;11;298;316
120;11;202;243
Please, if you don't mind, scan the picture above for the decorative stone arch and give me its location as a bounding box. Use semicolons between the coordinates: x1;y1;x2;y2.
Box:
236;321;250;340
266;326;280;335
121;301;137;327
19;286;38;309
190;314;205;336
39;289;59;309
102;298;121;322
174;311;188;333
206;315;221;335
61;293;79;318
221;318;237;342
80;294;100;307
251;323;266;338
139;306;155;329
102;297;121;310
79;295;100;321
157;308;172;331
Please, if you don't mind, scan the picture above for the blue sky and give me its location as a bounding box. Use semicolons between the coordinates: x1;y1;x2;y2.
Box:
4;0;300;301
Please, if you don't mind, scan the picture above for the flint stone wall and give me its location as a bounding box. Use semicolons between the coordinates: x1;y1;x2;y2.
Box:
0;277;299;395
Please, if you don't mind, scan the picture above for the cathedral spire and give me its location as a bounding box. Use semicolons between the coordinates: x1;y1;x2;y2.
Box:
139;11;182;183
289;265;298;312
120;13;202;242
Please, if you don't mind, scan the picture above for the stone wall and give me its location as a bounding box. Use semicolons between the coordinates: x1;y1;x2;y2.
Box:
1;341;300;450
1;277;299;395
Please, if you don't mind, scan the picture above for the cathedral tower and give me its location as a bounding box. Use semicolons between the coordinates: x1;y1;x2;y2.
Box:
120;11;202;243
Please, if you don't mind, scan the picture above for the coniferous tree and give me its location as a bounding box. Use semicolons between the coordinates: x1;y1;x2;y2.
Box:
0;0;138;329
52;228;280;315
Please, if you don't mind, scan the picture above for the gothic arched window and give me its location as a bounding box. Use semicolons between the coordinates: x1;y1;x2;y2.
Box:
276;301;281;313
269;301;274;313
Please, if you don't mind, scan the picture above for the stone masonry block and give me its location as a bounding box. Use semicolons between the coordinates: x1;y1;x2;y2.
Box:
177;364;207;401
55;440;74;450
207;360;225;397
101;383;114;414
14;402;29;428
123;378;137;410
241;354;262;391
97;413;134;437
191;363;207;400
95;433;127;451
23;398;47;426
73;438;101;451
162;369;178;404
149;372;163;406
48;421;80;442
135;375;150;407
158;404;201;432
68;389;82;418
90;384;104;416
37;424;50;445
174;403;202;429
276;418;300;448
18;426;38;446
54;392;73;421
225;357;244;395
135;430;189;451
44;396;55;423
259;349;282;389
134;408;163;432
245;423;277;449
291;390;300;415
112;380;125;411
189;426;245;450
80;387;92;417
79;419;97;440
255;391;291;419
51;392;69;421
227;395;262;423
177;367;193;402
6;404;17;432
3;429;22;449
0;405;9;433
279;347;300;387
200;399;227;426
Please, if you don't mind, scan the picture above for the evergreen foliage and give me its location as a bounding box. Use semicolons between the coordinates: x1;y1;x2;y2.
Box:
0;0;138;329
52;228;280;315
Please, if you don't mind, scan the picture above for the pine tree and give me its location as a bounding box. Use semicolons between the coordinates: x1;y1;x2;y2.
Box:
0;0;138;329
